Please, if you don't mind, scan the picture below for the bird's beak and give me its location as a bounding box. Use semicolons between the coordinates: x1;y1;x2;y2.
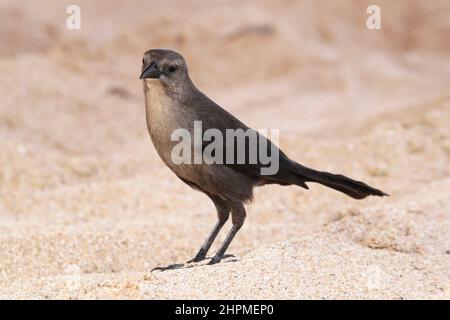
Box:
140;62;162;79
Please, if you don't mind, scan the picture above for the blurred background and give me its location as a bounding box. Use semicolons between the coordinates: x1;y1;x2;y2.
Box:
0;0;449;299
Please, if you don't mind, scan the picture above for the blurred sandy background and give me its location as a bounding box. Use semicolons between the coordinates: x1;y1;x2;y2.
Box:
0;0;449;299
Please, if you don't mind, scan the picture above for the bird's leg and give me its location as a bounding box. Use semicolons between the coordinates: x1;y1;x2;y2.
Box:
188;196;230;263
188;221;225;263
209;202;246;265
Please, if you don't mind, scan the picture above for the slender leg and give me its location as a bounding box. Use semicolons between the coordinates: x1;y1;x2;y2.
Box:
209;201;246;265
188;196;230;262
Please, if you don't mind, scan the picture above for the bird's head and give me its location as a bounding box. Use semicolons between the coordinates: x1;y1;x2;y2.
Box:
140;49;190;90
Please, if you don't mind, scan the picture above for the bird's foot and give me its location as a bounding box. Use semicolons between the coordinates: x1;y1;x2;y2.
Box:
187;253;206;263
151;263;184;272
207;256;222;265
207;254;236;265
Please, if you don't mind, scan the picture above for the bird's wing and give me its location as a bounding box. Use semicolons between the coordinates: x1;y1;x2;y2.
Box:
192;91;301;184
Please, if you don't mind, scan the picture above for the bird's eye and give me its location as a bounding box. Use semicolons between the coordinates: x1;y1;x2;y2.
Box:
167;65;178;73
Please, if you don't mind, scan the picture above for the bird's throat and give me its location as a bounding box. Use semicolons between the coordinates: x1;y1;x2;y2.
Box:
144;80;171;112
143;79;175;135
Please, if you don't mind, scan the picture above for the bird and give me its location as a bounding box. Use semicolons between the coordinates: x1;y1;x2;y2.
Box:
140;48;387;265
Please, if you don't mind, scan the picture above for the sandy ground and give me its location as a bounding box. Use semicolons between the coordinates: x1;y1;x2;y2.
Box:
0;0;449;299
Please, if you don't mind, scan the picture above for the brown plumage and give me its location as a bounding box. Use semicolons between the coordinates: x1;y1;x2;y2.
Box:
140;48;387;264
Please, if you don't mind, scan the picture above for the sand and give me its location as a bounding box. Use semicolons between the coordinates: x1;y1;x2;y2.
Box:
0;0;449;299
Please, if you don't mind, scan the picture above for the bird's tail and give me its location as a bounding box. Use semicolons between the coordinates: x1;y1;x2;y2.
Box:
294;164;388;199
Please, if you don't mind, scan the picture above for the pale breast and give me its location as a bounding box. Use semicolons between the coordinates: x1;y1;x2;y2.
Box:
143;80;196;176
